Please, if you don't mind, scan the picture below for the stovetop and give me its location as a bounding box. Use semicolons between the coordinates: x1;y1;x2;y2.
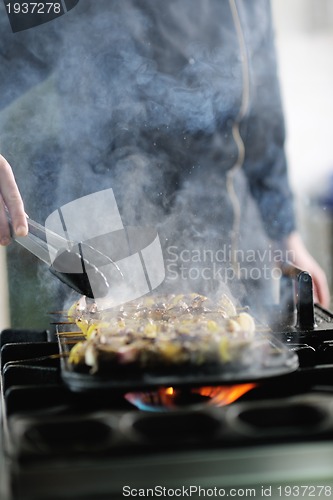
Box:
1;300;333;500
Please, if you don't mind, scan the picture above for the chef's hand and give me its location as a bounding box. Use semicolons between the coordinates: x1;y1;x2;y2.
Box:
285;231;330;308
0;154;28;245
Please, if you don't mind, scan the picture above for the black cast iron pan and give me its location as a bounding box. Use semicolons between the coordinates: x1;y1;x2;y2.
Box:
56;326;299;393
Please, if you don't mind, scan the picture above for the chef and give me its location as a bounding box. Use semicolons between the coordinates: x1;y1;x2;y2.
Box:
0;0;330;320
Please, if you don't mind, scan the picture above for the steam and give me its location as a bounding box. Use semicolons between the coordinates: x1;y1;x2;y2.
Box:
0;0;289;326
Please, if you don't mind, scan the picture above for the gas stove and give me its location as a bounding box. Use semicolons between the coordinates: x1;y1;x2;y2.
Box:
1;272;333;499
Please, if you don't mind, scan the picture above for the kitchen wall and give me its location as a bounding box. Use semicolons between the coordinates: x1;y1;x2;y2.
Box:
272;0;333;192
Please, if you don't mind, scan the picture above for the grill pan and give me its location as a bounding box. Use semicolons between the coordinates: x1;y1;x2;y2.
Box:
56;262;324;393
56;328;299;393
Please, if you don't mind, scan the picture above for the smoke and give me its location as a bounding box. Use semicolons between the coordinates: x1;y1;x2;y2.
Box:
0;0;287;326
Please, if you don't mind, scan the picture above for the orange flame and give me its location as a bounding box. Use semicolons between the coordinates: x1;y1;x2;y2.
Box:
158;383;257;407
193;383;257;406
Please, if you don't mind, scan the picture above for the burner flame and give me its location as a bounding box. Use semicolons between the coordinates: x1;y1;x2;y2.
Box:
125;383;256;411
193;383;257;407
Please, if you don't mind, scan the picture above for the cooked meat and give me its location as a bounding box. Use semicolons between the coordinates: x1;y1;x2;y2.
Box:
65;293;257;375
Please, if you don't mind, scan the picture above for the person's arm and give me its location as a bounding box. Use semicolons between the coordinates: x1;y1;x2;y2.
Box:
0;154;28;245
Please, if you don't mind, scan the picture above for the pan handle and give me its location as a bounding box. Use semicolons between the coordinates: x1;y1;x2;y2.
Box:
280;261;316;331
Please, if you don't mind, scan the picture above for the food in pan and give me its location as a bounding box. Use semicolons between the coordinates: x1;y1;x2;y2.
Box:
63;293;258;376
